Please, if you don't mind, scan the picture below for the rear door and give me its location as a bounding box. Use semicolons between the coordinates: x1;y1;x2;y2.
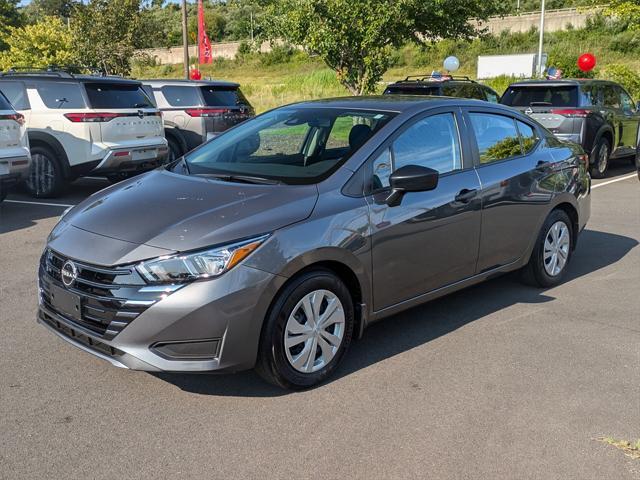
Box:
465;109;559;271
367;108;482;310
82;82;163;145
198;85;254;135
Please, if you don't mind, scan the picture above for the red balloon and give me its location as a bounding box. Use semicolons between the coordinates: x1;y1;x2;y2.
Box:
577;53;596;72
190;68;202;80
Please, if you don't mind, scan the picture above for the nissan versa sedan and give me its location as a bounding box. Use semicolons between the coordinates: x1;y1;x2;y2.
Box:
38;97;591;390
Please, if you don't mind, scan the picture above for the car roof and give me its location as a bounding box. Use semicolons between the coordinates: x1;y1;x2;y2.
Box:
289;95;513;113
507;79;617;88
0;72;142;85
142;79;240;88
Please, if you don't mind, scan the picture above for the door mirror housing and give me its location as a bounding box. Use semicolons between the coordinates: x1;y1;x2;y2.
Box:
386;164;439;207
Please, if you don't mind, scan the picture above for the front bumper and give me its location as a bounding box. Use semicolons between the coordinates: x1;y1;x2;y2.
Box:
92;143;169;174
37;260;284;373
0;153;30;186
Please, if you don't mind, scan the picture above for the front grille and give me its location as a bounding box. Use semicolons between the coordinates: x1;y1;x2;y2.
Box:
39;249;169;340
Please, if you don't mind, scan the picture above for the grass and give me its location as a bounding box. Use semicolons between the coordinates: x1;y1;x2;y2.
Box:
597;437;640;459
132;16;640;113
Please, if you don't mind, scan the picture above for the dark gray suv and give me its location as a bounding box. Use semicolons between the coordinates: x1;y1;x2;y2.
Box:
501;79;640;178
37;97;590;389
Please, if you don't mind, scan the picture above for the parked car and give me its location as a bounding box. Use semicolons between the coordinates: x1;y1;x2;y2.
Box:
384;74;500;103
0;69;168;197
500;79;640;178
0;90;30;202
141;79;254;161
37;97;590;389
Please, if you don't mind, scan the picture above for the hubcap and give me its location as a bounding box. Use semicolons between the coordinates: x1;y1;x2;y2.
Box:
543;221;570;276
597;144;609;173
26;153;54;195
284;289;345;373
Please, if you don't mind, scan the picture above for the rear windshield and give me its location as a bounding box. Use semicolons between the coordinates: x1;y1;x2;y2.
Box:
199;86;249;107
0;91;13;110
501;86;578;107
84;83;154;109
384;85;441;96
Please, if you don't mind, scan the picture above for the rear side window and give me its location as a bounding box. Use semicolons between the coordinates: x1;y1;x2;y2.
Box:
0;81;29;109
36;82;85;109
443;83;486;100
501;86;578;107
200;86;246;106
84;83;153;109
617;86;635;111
469;113;522;164
141;85;157;106
384;85;441;96
161;86;202;107
579;85;599;106
516;120;539;154
392;112;462;174
0;91;13;110
602;85;620;109
483;87;499;103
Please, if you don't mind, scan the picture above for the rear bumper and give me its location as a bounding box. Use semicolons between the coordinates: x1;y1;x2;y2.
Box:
92;143;169;174
0;152;30;186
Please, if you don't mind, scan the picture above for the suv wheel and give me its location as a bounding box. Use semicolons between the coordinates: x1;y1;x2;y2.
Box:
26;146;66;198
256;269;354;390
522;209;573;288
590;137;610;179
167;137;182;163
0;186;6;202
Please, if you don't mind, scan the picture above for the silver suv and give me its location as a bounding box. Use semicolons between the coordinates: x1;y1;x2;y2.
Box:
0;90;30;202
0;69;168;197
141;80;254;160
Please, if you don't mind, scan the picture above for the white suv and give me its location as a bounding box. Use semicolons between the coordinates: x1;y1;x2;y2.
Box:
0;70;168;197
0;90;30;202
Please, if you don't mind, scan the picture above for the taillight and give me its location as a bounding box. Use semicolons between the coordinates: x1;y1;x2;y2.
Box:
0;113;25;125
551;109;590;118
64;112;123;122
185;108;229;117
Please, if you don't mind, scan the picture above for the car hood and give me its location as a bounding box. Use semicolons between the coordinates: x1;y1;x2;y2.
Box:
61;169;318;256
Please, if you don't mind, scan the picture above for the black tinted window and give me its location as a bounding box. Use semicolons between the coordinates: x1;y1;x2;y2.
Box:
602;85;620;108
0;91;13;110
442;83;486;100
501;86;578;107
36;82;85;109
516;120;539;154
384;85;440;96
141;85;157;106
469;113;521;164
84;83;153;109
161;86;202;107
392;113;462;174
0;81;29;109
200;86;247;106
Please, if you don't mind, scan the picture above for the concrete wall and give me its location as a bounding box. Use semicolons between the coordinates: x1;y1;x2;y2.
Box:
136;41;272;66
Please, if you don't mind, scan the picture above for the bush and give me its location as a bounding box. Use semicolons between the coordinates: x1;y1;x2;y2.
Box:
546;50;595;79
259;44;296;66
483;75;518;97
599;64;640;99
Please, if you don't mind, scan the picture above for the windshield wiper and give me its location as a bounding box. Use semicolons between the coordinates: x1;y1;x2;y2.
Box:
198;173;282;185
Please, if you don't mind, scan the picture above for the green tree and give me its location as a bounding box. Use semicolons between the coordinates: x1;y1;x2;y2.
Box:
0;0;23;51
266;0;506;95
23;0;78;21
604;1;640;29
0;17;78;70
71;0;143;75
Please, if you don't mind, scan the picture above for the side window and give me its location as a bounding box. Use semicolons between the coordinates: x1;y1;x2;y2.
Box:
516;120;539;154
618;87;635;112
602;85;621;109
469;113;521;164
0;81;29;109
36;82;85;109
141;85;157;106
371;148;392;190
392;113;462;174
161;86;202;107
484;88;499;103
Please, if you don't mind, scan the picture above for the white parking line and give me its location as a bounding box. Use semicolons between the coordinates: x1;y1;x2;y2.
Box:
3;199;74;208
592;173;638;189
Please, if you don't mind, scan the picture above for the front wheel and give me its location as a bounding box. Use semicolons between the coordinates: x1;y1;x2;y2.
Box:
522;209;573;288
25;146;67;198
255;269;355;390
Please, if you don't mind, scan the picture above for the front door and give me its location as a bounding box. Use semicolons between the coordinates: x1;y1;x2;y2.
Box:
367;110;482;311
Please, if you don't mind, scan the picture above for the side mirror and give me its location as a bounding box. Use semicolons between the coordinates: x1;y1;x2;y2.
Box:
386;164;439;207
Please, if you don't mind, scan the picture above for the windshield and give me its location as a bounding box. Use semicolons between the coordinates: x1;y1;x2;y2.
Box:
501;86;578;107
84;83;154;109
182;107;395;184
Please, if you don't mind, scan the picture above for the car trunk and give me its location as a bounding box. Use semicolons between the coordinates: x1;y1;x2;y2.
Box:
0;109;24;152
197;85;253;135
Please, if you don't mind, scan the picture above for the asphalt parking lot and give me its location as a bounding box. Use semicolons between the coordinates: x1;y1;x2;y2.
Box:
1;165;638;479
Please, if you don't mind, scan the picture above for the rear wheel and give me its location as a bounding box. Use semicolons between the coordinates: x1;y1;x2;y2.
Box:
25;146;67;198
590;137;610;179
0;186;7;202
255;269;355;390
167;136;182;163
522;209;573;288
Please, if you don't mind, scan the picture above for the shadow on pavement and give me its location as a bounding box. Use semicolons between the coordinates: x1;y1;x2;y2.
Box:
154;228;638;397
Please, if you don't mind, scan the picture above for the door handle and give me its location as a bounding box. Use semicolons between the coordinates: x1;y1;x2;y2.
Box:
454;188;477;203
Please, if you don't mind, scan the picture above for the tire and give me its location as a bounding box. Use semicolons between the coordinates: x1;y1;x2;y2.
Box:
167;136;182;163
590;137;610;179
521;209;573;288
255;269;355;390
0;187;6;202
25;145;67;198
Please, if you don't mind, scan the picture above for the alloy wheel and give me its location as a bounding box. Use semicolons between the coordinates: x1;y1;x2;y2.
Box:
543;220;571;276
284;289;345;373
597;143;609;174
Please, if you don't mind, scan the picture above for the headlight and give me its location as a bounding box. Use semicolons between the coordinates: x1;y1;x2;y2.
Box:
136;234;269;284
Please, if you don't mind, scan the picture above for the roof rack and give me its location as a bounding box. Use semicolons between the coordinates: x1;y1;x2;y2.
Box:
0;65;108;78
402;74;477;83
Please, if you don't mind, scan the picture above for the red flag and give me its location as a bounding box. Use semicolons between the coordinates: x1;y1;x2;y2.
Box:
198;0;213;64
